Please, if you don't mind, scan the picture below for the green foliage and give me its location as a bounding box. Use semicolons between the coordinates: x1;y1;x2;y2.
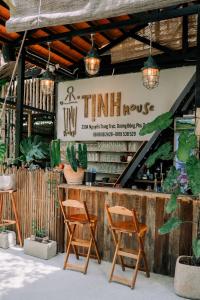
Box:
50;139;61;168
66;143;88;172
165;191;180;214
193;239;200;260
159;217;182;235
146;142;173;168
177;131;197;163
0;79;7;93
32;220;46;238
163;166;180;193
0;140;6;164
186;155;200;196
66;144;78;172
78;143;88;169
139;112;173;136
18;135;49;165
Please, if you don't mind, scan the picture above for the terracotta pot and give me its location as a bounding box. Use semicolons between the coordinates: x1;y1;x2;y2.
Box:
63;164;84;185
174;256;200;299
0;174;16;190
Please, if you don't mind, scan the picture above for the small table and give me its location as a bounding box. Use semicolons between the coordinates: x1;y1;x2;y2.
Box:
0;190;23;247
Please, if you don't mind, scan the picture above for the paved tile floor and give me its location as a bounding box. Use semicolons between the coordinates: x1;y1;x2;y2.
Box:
0;247;185;300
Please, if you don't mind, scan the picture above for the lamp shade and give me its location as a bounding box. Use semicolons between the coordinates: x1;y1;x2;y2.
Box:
84;48;101;76
40;69;55;95
142;56;159;89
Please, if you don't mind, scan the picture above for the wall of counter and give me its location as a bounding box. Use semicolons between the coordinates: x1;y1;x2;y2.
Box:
60;184;200;276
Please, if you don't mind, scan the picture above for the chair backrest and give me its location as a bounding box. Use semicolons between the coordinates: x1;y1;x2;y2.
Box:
105;204;139;233
61;198;91;222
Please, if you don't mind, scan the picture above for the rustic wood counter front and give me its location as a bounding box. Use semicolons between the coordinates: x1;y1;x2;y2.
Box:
58;184;200;276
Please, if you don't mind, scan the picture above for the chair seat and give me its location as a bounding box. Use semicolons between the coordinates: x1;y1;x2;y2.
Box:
112;220;147;236
65;213;97;224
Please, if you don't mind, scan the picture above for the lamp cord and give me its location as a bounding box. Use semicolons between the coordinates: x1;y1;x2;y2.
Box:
0;30;27;135
149;23;152;56
37;0;42;28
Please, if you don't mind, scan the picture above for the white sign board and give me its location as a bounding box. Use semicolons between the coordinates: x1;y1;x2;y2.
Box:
57;66;195;141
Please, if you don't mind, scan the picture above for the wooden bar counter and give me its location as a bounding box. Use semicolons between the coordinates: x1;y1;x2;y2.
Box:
59;184;200;276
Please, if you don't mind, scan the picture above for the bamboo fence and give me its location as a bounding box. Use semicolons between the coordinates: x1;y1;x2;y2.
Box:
1;168;64;252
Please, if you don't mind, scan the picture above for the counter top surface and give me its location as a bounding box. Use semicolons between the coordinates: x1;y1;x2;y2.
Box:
58;183;194;200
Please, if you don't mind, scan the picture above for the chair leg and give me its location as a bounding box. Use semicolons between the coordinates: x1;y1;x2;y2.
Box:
89;223;101;264
11;192;23;247
139;236;150;278
109;233;122;282
130;252;141;289
83;238;93;274
63;224;76;269
66;223;79;260
111;229;125;271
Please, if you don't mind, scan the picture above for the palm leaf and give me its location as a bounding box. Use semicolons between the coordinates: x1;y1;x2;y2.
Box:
139;112;173;136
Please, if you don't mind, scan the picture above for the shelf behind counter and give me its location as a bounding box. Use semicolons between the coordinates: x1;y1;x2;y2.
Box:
58;184;199;276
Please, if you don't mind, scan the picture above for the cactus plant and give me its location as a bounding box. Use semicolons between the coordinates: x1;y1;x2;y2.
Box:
50;139;61;168
66;143;87;172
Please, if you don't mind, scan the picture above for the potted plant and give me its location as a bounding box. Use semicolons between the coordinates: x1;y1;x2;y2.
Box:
50;139;64;170
139;112;200;299
0;226;16;249
0;129;16;190
17;135;49;169
24;221;57;260
64;143;87;184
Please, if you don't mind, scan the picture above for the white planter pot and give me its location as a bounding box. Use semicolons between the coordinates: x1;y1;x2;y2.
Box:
0;230;16;249
63;164;84;185
174;256;200;300
24;238;57;260
0;174;16;191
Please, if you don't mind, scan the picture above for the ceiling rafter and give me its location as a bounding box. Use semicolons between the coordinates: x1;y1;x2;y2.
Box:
131;33;175;56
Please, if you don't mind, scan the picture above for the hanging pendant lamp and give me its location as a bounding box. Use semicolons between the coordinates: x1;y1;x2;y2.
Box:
41;42;55;95
142;23;160;89
84;34;101;76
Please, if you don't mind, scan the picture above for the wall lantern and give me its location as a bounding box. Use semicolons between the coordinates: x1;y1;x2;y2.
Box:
84;34;101;76
142;23;160;89
41;42;55;95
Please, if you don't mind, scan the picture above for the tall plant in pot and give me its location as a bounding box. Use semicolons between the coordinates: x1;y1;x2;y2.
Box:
64;143;87;184
139;112;200;299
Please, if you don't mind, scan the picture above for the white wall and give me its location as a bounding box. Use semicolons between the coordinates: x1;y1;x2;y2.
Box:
57;66;195;141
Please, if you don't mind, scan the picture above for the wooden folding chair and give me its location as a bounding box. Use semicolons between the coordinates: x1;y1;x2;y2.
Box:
105;204;150;289
58;195;101;274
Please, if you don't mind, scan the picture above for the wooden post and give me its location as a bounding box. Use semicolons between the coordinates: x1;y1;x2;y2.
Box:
15;47;25;158
195;10;200;140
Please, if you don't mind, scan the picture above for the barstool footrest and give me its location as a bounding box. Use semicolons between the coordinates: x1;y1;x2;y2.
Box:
71;239;90;248
0;219;16;226
111;275;131;287
118;248;138;259
65;263;85;273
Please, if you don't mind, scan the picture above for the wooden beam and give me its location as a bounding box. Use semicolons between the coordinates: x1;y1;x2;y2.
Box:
195;9;200;108
15;47;25;158
99;24;147;55
182;4;189;54
131;33;175;56
23;4;200;46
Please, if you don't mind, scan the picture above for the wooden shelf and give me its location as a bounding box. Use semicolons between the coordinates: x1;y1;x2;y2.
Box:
134;179;161;184
87;150;130;153
88;161;128;164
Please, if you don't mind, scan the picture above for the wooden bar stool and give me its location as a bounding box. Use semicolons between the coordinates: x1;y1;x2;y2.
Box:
0;190;23;247
105;204;150;289
58;189;101;274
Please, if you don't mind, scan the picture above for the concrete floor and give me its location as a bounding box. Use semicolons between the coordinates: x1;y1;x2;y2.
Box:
0;247;185;300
